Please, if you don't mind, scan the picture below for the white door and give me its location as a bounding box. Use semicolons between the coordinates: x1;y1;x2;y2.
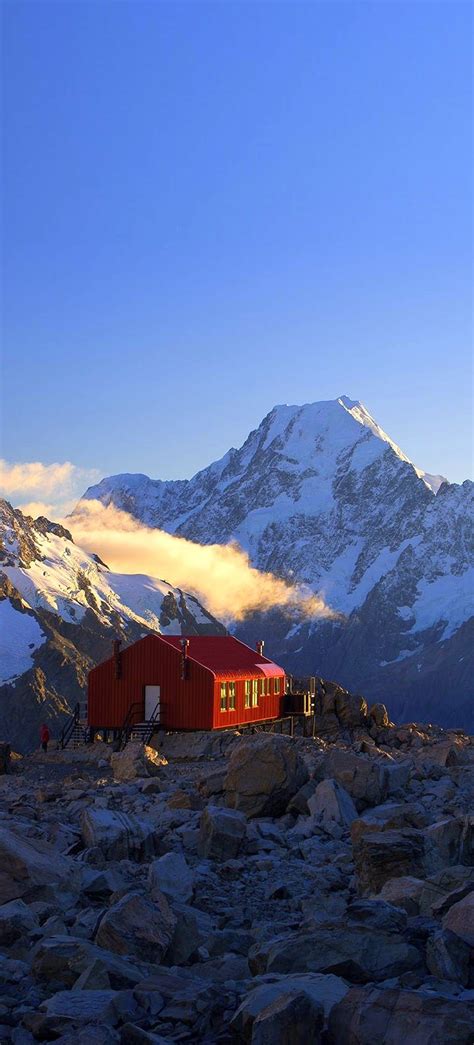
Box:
145;685;160;722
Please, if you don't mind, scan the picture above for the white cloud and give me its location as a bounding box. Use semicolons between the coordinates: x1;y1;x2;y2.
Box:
0;459;100;517
67;499;336;623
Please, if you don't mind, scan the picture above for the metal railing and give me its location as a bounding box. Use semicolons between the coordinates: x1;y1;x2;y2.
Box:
60;703;80;749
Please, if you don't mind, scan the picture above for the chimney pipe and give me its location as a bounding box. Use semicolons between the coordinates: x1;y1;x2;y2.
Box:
181;637;190;680
113;639;122;680
256;640;264;656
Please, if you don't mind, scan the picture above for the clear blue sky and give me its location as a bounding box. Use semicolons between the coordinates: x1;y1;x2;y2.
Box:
2;1;472;487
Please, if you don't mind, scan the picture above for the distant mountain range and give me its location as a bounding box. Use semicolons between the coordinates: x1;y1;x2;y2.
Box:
0;499;224;752
81;396;473;729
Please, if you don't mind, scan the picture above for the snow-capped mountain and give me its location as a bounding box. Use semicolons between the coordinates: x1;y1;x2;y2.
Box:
81;396;473;728
0;499;224;752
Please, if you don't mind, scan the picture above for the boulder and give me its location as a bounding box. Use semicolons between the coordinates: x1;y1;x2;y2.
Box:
379;876;425;915
224;735;308;818
425;817;473;872
307;778;358;829
418;741;470;767
431;882;474;919
251;990;324;1044
95;891;176;963
229;974;349;1040
198;805;246;861
31;935;149;988
166;904;202;965
40;988;135;1026
81;808;161;862
346;899;407;935
319;750;389;810
251;925;421;982
148;852;194;905
419;867;474;917
334;692;368;728
0;824;80;904
110;743;167;782
426;929;471;986
368;704;390;728
0;898;38;945
287;780;318;816
443;891;474;947
327;987;474;1044
157;729;238;762
352;829;425;895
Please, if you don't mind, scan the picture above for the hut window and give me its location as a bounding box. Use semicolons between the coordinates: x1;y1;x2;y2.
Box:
274;677;281;694
244;680;251;708
228;681;236;710
251;679;258;707
220;682;227;711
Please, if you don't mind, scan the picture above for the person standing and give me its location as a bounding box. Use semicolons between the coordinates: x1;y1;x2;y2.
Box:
40;723;50;753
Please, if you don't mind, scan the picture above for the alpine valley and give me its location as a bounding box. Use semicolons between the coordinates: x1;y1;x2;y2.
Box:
80;397;473;731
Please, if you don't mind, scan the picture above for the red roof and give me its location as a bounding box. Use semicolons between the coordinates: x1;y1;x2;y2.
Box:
158;634;285;681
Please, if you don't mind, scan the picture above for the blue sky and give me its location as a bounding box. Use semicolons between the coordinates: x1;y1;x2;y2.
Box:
2;0;472;497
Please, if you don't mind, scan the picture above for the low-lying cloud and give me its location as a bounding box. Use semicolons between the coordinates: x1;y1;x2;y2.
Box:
0;459;100;517
67;499;334;623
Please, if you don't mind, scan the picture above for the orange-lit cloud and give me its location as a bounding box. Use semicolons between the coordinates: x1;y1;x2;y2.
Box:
0;459;100;516
67;499;335;623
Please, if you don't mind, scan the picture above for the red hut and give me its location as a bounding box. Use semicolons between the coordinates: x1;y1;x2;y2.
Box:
87;634;286;733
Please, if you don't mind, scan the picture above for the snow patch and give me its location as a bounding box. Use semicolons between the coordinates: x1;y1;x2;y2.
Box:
0;600;46;683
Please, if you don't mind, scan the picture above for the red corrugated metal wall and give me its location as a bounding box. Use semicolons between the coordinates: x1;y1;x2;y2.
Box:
211;674;286;729
88;635;214;730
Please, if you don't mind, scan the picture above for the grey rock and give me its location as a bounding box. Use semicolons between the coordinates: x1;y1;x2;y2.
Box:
327;985;474;1044
224;734;308;818
110;744;167;782
426;929;471;987
198;805;246;861
40;988;135;1024
81;808;161;862
31;935;150;988
95;891;176;963
0;824;80;904
353;829;425;894
307;778;358;829
0;898;38;945
379;875;424;915
251;989;324;1044
319;749;389;810
230;973;349;1040
148;851;194;904
443;892;474;947
251;925;421;982
369;704;390;728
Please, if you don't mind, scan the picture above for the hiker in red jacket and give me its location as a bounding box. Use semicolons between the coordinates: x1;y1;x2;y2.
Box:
40;723;50;753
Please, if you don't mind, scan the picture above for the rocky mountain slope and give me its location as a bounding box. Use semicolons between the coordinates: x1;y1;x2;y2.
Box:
0;697;472;1042
81;396;473;729
0;499;224;752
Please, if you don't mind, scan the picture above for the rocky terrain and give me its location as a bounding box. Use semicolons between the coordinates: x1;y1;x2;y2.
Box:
80;396;474;730
0;691;473;1043
0;499;224;753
